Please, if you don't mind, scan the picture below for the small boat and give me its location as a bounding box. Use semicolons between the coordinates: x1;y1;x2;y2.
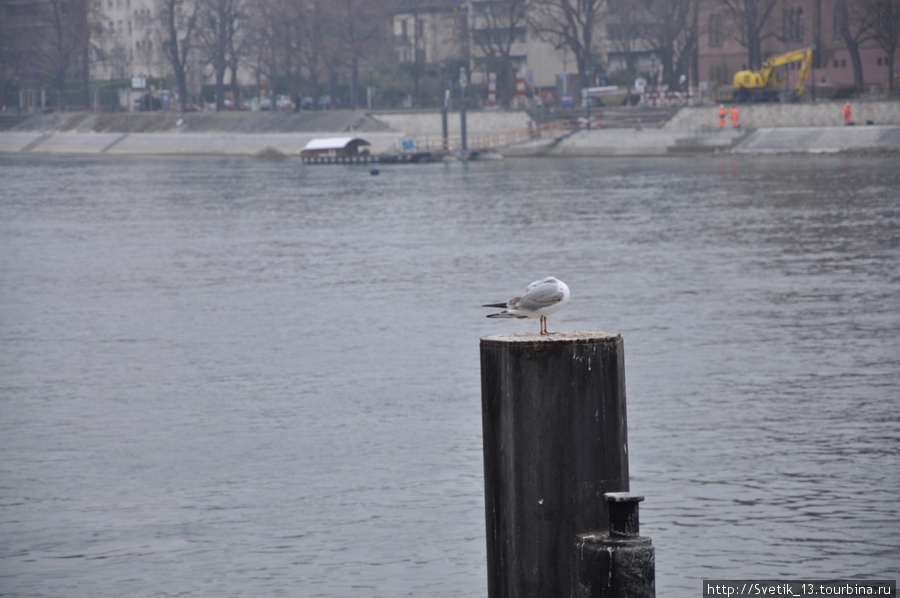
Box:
301;137;378;164
301;137;437;165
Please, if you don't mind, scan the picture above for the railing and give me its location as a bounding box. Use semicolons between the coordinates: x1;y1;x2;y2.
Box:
413;120;575;153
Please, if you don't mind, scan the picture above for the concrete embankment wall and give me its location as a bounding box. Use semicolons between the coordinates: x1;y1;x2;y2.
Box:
666;100;900;131
503;127;745;157
1;101;899;157
512;122;900;157
370;110;531;137
0;109;524;157
734;126;900;154
0;130;406;157
508;100;900;157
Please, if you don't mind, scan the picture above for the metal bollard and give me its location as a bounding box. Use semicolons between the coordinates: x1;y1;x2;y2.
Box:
572;493;655;598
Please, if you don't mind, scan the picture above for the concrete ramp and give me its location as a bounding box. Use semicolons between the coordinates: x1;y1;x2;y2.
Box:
733;126;900;154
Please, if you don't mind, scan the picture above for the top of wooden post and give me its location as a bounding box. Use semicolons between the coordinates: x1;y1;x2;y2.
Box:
481;331;620;347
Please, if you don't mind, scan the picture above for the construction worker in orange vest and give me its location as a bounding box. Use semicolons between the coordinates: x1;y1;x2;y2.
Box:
730;106;741;129
843;103;852;125
718;105;726;129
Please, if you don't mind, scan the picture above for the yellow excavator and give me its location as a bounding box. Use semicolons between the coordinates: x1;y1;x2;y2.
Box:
733;46;813;102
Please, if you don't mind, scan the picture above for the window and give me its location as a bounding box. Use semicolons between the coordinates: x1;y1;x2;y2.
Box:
834;59;839;68
877;57;883;66
709;12;723;47
709;64;728;85
607;24;629;42
783;8;804;41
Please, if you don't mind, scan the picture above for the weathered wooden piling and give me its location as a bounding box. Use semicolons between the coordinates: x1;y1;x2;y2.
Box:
460;104;468;151
573;493;655;598
442;105;449;151
480;332;630;598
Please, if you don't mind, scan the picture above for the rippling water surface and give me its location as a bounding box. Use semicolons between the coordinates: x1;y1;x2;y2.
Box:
1;154;898;597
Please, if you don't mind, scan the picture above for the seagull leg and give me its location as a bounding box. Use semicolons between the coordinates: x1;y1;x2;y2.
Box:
540;315;548;335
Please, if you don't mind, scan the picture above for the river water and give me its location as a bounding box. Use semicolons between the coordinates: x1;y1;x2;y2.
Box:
1;153;898;597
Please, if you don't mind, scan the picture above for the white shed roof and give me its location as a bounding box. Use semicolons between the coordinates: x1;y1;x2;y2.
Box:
303;137;370;151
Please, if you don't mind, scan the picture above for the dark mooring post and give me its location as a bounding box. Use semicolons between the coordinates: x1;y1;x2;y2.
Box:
442;105;449;151
480;332;630;598
460;104;468;152
573;493;655;598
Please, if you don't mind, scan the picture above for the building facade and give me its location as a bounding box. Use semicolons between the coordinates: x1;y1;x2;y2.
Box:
390;0;603;104
92;0;205;105
698;0;899;96
392;0;465;66
93;0;175;82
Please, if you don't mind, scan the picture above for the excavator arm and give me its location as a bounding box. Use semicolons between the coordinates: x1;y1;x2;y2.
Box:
794;48;813;96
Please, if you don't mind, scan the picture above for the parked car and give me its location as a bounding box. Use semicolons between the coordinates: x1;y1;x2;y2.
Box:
206;98;234;111
274;95;293;111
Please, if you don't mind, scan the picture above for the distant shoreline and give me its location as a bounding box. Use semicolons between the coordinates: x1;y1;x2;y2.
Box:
2;104;899;157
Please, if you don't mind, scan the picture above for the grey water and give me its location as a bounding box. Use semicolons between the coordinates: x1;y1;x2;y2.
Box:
1;153;898;597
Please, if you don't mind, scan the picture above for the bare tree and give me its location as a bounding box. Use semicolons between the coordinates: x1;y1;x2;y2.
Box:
27;0;93;110
331;0;387;109
834;0;872;93
247;0;327;108
274;0;306;104
721;0;778;70
133;8;159;80
470;0;530;105
196;0;244;110
300;0;330;106
0;6;23;94
860;0;900;94
225;12;247;109
158;0;198;111
637;0;700;89
530;0;609;91
245;0;275;101
605;1;646;95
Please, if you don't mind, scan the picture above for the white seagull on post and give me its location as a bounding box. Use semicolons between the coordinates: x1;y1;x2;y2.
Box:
483;276;570;336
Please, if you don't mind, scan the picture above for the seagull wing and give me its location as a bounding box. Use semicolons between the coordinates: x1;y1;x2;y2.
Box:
514;283;564;310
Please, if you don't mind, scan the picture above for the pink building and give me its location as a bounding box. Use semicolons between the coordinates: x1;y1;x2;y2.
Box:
698;0;899;96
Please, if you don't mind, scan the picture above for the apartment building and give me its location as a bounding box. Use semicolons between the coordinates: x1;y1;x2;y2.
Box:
93;0;166;81
390;0;601;103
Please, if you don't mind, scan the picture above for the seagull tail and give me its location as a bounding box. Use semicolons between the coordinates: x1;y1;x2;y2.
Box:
482;302;508;308
486;312;527;319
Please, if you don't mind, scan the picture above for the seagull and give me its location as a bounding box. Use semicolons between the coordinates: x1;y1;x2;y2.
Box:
483;276;570;336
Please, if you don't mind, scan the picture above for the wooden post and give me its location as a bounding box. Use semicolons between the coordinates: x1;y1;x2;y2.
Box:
461;104;468;152
480;332;630;598
442;105;449;151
